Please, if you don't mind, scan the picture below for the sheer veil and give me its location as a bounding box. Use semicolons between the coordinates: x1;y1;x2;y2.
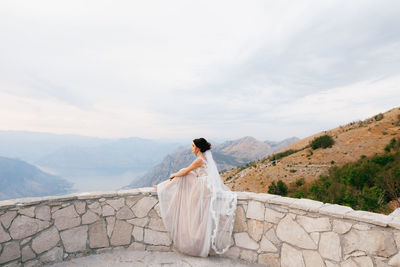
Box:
204;150;237;254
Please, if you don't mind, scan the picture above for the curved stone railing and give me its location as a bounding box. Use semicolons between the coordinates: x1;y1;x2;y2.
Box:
1;188;400;266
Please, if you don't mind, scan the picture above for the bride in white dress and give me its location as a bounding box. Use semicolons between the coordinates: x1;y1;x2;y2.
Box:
153;138;237;257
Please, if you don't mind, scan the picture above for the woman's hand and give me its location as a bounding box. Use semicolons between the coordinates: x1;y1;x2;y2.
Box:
169;173;176;181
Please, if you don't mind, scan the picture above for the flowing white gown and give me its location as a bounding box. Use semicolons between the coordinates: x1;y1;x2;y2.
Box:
157;150;237;257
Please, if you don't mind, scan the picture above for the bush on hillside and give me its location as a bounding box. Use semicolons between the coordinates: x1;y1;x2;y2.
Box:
288;137;400;213
310;135;335;149
268;180;288;196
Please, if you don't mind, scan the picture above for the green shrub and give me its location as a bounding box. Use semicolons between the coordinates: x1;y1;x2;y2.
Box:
311;135;335;150
295;178;305;187
268;180;288;196
374;113;384;121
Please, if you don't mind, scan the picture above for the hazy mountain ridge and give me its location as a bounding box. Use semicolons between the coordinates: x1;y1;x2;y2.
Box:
0;156;73;200
0;131;181;177
221;107;400;193
126;136;299;188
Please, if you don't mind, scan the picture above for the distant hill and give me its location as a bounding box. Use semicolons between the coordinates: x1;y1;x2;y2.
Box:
221;106;400;193
0;156;73;200
126;136;298;188
0;131;181;177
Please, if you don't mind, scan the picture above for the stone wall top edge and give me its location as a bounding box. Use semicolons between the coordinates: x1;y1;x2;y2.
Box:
0;188;156;210
0;187;397;229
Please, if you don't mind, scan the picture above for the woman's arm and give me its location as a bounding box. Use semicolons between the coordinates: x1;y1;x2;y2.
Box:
169;158;203;181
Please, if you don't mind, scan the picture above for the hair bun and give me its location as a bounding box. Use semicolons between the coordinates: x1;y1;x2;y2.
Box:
193;138;211;153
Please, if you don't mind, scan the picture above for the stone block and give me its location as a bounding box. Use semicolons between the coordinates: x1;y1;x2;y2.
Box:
102;205;115;216
132;197;158;218
246;200;265;220
0;211;17;229
127;217;149;227
258;234;277;253
52;205;78;219
276;215;316;249
31;226;60;254
239;249;257;263
345;210;391;227
332;219;352;234
88;202;101;215
247;219;263;242
60;226;88;253
258;253;279;267
110;220;133;246
340;259;358;267
54;216;81;231
148;217;167;232
74;201;86;215
269;196;296;206
9;215;50;239
281;243;305;267
265;228;280;245
19;207;35;217
106;216;115;238
106;198;125;210
264;207;285;224
318;232;341;262
126;195;144;207
21;245;35;262
89;219;109;248
35;206;50;221
132;226;144;241
319;204;353;218
0;241;20;264
233;205;247;233
289;198;324;212
233;232;259;250
353;256;374;267
343;229;397;257
388;252;400;266
0;224;11;243
144;229;172;246
296;216;331;232
116;206;135;220
39;246;63;265
303;250;325;267
82;210;100;224
128;242;146;251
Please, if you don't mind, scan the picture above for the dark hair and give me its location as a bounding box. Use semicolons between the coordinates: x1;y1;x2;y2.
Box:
193;138;211;152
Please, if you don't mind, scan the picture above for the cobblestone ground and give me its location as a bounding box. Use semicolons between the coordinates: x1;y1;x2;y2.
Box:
47;249;264;267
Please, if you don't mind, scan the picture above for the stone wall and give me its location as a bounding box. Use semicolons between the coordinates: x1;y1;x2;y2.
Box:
0;188;400;266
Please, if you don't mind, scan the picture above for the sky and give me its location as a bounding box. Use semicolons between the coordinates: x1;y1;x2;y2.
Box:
1;0;399;142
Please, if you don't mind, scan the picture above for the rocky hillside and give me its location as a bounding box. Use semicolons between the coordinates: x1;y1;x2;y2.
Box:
126;136;298;188
0;156;73;200
222;107;400;193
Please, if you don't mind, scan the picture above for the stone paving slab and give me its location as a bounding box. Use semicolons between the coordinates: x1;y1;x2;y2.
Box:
46;249;264;267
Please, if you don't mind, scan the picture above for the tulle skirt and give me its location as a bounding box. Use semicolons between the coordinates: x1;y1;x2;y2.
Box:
157;171;213;257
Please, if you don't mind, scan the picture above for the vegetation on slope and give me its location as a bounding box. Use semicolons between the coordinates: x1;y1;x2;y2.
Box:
269;137;400;214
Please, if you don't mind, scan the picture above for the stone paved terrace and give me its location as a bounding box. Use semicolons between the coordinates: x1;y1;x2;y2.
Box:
2;187;400;266
48;248;264;267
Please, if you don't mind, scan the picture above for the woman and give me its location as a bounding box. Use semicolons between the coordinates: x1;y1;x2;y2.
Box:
153;138;237;257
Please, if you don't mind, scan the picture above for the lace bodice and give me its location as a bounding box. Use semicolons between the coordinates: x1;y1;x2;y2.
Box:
193;157;208;177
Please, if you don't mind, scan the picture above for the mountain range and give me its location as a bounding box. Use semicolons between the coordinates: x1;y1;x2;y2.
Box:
126;136;299;188
0;156;73;200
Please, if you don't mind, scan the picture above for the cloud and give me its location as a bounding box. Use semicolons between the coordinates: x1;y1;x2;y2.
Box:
0;0;399;141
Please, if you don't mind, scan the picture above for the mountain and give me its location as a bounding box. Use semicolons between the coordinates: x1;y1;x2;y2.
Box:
0;156;73;200
221;106;400;193
0;131;181;181
126;136;298;188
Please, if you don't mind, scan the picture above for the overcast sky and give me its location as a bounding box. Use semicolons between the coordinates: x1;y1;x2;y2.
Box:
1;0;399;142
